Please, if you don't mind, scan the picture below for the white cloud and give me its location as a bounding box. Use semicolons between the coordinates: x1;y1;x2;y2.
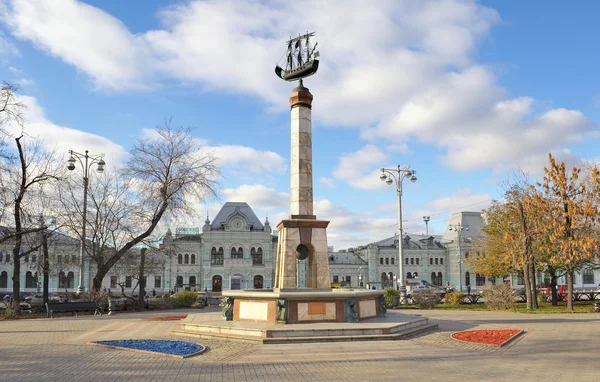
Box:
332;144;389;190
0;30;19;56
2;95;125;162
319;177;335;188
2;0;596;175
205;145;286;175
429;189;493;214
222;184;288;211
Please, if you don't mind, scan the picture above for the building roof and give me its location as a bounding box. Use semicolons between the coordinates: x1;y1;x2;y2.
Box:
441;211;485;243
328;251;368;265
210;202;264;230
371;233;445;249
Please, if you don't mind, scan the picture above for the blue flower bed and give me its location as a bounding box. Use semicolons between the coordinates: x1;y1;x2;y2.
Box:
95;339;204;357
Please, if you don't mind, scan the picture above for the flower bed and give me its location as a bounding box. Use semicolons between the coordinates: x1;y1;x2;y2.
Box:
92;339;205;358
143;315;188;321
451;329;522;346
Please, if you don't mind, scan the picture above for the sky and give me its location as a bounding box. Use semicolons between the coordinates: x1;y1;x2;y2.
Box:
1;0;599;250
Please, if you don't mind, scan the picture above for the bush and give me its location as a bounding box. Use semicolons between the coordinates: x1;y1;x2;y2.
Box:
172;291;197;308
384;288;399;308
482;283;515;311
411;288;441;309
445;292;464;306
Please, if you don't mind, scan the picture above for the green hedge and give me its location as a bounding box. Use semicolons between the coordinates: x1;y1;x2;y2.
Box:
172;291;197;308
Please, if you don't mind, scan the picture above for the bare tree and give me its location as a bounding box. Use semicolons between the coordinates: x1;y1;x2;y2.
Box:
59;122;219;292
0;82;25;159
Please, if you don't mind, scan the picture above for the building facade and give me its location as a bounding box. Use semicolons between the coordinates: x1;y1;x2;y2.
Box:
2;207;600;295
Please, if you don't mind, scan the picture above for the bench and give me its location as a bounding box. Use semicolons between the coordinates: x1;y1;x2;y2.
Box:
46;302;102;318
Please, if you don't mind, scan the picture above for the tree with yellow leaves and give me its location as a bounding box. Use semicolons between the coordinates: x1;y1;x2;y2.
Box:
535;154;600;311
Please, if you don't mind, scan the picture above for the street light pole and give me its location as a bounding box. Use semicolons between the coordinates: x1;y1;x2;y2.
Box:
448;222;469;292
67;150;105;294
423;216;430;236
379;165;417;300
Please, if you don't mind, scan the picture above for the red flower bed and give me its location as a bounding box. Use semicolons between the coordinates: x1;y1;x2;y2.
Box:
451;329;521;346
143;315;188;321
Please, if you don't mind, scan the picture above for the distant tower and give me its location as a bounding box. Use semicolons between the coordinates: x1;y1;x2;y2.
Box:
423;216;430;236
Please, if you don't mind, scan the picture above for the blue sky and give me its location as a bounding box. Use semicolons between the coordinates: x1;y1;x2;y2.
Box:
1;0;598;249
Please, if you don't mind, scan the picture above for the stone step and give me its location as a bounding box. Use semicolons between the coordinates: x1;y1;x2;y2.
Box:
262;323;438;344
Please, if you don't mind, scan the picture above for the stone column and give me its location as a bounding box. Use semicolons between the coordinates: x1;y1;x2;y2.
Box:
289;84;314;219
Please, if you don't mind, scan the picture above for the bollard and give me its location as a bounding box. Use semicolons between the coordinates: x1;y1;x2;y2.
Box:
108;299;116;315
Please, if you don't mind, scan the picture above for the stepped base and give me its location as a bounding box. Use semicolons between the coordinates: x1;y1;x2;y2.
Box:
171;311;437;344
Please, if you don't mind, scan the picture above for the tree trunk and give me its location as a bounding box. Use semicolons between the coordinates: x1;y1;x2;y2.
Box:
11;256;21;315
528;261;538;309
523;268;532;310
567;268;574;311
42;231;49;306
138;248;146;311
550;274;558;306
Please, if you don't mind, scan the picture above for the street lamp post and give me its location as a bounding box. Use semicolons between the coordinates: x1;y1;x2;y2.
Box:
448;222;469;292
67;150;105;294
423;216;430;236
379;165;417;301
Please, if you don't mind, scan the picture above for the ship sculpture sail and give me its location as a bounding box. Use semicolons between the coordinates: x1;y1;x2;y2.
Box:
275;32;320;82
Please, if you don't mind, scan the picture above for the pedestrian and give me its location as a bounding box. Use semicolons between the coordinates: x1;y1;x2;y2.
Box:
467;285;471;295
152;289;156;297
204;288;209;307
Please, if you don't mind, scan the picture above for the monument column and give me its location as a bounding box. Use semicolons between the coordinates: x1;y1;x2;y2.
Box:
289;84;314;219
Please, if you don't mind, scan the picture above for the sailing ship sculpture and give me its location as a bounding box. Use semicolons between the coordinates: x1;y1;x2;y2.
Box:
275;32;320;82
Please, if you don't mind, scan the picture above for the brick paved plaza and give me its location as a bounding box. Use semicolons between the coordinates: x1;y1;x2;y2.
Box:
1;308;597;381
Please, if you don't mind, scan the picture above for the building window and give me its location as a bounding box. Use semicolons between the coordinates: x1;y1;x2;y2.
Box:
413;272;419;278
176;276;183;288
57;255;62;264
212;275;222;292
0;271;7;288
5;254;9;262
178;254;182;264
110;276;117;288
71;255;77;263
59;272;66;289
465;272;470;286
184;254;189;264
31;255;37;263
385;258;389;265
416;258;419;265
476;273;485;286
125;276;132;288
516;274;524;285
211;247;223;265
252;248;263;265
254;275;263;289
391;257;394;265
380;258;383;265
25;271;37;288
583;270;594;284
345;276;351;283
405;258;409;265
406;272;413;279
0;252;2;262
333;276;339;283
24;255;29;263
430;258;433;265
191;254;196;265
440;258;443;265
410;258;414;265
464;252;469;259
435;258;438;265
431;272;439;286
189;276;196;289
155;276;161;288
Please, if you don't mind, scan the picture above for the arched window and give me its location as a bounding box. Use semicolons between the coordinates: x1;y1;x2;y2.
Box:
431;272;438;285
381;272;390;289
405;258;409;265
232;247;243;259
430;258;433;265
238;247;243;258
67;272;75;289
189;276;196;289
31;255;37;263
388;272;393;283
410;258;414;265
191;254;196;264
184;254;189;264
391;257;394;265
413;272;419;278
406;272;413;279
416;258;419;265
231;247;237;258
476;273;485;286
465;271;471;286
385;258;389;265
440;258;444;265
58;271;66;288
212;275;222;292
437;272;442;286
583;269;594;284
25;271;36;288
176;276;183;287
253;275;264;289
252;248;263;265
0;271;7;288
211;247;223;265
178;254;182;264
435;258;438;265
